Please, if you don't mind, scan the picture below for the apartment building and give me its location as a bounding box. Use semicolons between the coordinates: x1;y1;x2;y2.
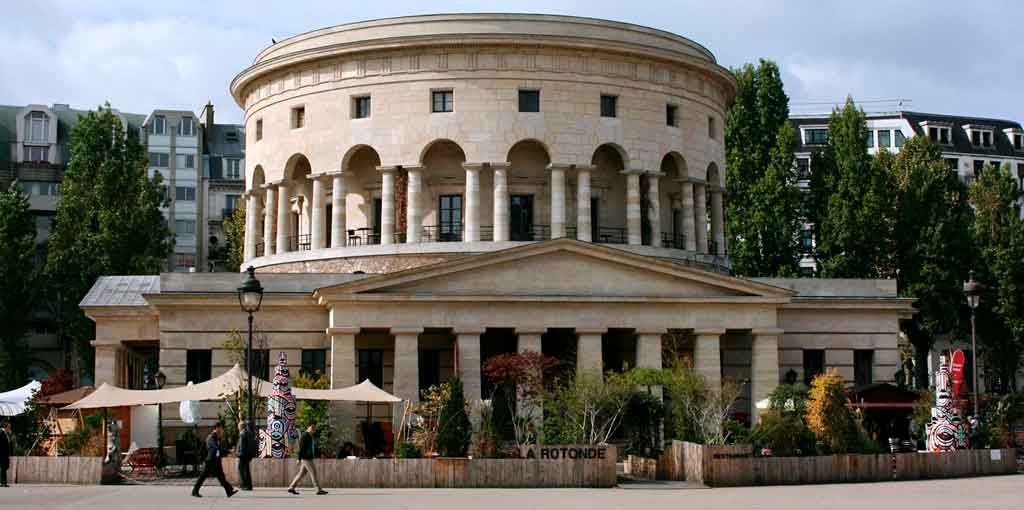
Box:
198;102;245;272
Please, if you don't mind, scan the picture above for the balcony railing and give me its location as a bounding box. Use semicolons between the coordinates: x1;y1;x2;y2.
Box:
255;242;265;257
421;224;463;242
595;226;628;244
509;224;550;241
479;225;494;241
286;234;311;252
661;232;686;250
346;228;381;246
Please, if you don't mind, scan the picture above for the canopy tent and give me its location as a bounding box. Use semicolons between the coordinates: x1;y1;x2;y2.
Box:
63;364;401;410
0;380;41;416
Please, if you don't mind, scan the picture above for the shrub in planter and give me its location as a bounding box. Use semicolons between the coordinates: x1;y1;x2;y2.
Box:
436;377;472;457
751;410;816;456
806;370;855;453
396;442;422;458
623;391;665;457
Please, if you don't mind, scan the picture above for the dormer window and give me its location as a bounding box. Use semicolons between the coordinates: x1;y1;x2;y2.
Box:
804;127;828;145
964;124;994;149
25;111;49;143
1004;128;1022;151
927;126;951;145
178;116;195;137
152;115;166;135
225;131;239;143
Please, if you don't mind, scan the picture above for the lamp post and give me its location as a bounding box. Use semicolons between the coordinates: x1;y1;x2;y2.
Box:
237;266;264;437
963;270;981;418
144;365;167;467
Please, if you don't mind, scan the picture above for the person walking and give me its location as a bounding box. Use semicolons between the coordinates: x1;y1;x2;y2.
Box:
236;422;254;491
192;423;237;498
0;421;12;487
287;423;327;495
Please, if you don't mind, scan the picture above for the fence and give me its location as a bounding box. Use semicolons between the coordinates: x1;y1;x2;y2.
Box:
659;441;1017;487
221;445;617;488
9;456;102;484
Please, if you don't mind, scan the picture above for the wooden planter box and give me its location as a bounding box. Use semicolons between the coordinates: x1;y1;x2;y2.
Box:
9;456;102;484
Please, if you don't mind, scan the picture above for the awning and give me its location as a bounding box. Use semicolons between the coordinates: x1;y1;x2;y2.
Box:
0;380;41;416
63;365;401;409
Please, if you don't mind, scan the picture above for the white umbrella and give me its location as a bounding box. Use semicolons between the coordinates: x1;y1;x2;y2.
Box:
0;380;41;416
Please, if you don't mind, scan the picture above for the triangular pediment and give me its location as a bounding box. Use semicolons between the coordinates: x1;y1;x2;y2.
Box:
316;239;793;301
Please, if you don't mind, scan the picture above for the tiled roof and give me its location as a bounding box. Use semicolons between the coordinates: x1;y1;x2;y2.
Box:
79;275;160;307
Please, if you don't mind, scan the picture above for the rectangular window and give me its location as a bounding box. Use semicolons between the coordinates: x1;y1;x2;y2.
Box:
708;116;717;139
666;104;678;127
175;253;195;269
431;90;453;113
805;128;828;145
854;350;874;386
291;106;305;129
928;127;938;142
971;130;981;146
801;227;814;251
895;130;906;147
1014;134;1023;150
152;115;166;135
982;131;992;147
939;128;950;145
991;161;1001;171
301;349;327;377
518;90;540;113
796;158;810;179
878;130;891;148
803;349;825;385
945;158;959;172
419;349;441;395
600;95;617;118
26;111;49;142
225;159;241;179
358;349;384;387
149;152;169;167
439;194;463;241
353;96;371;119
225;194;240;211
186;349;212;383
974;160;985;176
175;186;196;201
225;130;239;143
1017;163;1024;179
179;117;195;136
255;119;263;141
175;219;196;234
175;154;195;169
23;145;49;163
249;349;270;381
865;130;875;148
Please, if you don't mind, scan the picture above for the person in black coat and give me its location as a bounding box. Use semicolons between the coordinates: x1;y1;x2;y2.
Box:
0;421;11;487
236;422;255;490
192;423;237;498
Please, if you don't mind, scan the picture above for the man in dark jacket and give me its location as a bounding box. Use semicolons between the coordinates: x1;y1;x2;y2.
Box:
236;422;254;490
192;423;237;498
0;421;11;487
286;423;327;495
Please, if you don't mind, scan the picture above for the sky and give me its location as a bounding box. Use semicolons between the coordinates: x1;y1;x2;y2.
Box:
3;0;1022;125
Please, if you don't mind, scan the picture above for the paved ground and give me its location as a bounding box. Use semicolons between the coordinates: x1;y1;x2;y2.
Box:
0;475;1020;509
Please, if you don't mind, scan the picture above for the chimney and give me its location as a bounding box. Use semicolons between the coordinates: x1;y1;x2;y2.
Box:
202;101;215;129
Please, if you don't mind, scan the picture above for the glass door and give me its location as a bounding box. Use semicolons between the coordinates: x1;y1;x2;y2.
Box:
510;194;534;241
439;194;463;241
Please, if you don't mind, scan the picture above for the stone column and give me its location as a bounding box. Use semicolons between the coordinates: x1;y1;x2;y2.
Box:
625;171;642;245
680;181;696;251
330;173;346;248
392;327;422;401
455;330;483;402
694;330;724;392
647;173;661;247
379;166;396;245
328;326;358;433
492;163;510;242
710;187;725;255
576;166;592;242
576;330;604;375
275;182;289;254
310;175;326;250
636;332;664;398
93;343;125;387
751;330;782;425
693;182;708;253
517;330;544;431
464;164;481;242
243;191;259;262
405;166;422;243
549;164;566;238
263;185;276;255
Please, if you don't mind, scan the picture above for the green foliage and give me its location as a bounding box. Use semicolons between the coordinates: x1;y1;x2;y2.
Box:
0;181;39;391
217;330;268;448
545;370;634;445
662;364;742;445
46;104;171;381
810;97;894;278
726;59;802;277
489;385;514;441
436;377;472;457
411;382;450;455
294;371;333;456
805;370;855;453
395;442;422;458
57;413;105;456
222;202;246;272
767;383;810;416
751;410;816;456
911;389;934;439
623;391;665;457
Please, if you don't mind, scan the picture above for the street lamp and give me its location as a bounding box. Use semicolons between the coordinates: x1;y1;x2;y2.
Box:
145;365;167;467
237;266;264;436
963;270;981;418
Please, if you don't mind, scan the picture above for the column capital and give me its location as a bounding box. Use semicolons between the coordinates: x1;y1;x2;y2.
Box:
575;328;606;335
463;162;486;171
574;165;595;173
645;171;666;178
676;177;706;184
489;162;511;170
620;168;646;176
453;328;485;336
327;326;360;335
547;163;573;172
751;328;784;336
402;164;424;173
515;328;546;336
692;329;726;336
376;165;400;173
390;326;424;335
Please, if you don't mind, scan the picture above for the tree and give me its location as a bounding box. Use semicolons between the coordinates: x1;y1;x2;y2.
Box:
810;97;894;277
883;136;974;388
482;351;558;449
221;203;246;272
0;182;38;390
435;377;471;457
545;370;634;445
969;163;1024;393
725;60;803;276
46;104;171;381
805;370;854;453
294;371;334;456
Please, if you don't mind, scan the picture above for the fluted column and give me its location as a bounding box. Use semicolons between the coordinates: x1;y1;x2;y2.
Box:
576;329;604;375
647;173;661;246
680;181;696;251
330;173;346;248
549;164;567;238
710;187;725;255
751;330;782;425
243;192;259;262
392;327;422;401
275;182;289;254
405;166;422;243
693;182;708;253
493;163;510;242
263;185;276;255
464;164;481;242
576;166;592;242
379;166;396;245
625;171;642;245
310;175;326;250
694;330;724;392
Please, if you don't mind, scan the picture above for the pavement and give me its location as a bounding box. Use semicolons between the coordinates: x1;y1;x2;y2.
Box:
0;475;1020;510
